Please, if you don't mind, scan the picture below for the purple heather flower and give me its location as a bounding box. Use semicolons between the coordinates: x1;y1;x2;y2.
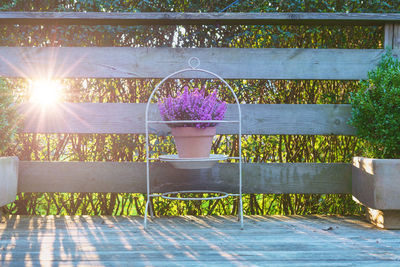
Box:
158;87;227;129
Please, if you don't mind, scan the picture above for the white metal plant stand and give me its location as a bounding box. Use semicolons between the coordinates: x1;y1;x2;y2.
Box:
144;57;243;229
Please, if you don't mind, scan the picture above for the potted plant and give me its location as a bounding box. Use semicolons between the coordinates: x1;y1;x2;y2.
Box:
158;86;227;158
0;77;19;210
349;51;400;229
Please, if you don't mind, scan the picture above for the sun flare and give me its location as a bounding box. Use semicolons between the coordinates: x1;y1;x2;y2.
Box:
29;79;63;105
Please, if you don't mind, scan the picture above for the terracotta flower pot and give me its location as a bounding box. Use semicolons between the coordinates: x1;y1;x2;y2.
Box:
171;127;216;158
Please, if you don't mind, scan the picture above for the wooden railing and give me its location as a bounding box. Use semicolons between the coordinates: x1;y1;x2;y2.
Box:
1;47;392;80
1;12;399;194
1;12;399;25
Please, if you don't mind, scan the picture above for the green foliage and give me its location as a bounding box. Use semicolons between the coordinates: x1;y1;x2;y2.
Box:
0;78;18;155
349;52;400;158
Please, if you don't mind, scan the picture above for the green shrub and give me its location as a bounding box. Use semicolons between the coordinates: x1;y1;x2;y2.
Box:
349;52;400;158
0;78;18;155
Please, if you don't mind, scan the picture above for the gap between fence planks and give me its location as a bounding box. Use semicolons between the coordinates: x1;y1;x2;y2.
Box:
18;161;352;194
0;12;399;26
18;103;355;135
0;47;391;80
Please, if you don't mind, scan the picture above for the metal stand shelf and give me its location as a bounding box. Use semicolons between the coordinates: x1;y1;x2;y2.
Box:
144;57;243;229
160;191;232;201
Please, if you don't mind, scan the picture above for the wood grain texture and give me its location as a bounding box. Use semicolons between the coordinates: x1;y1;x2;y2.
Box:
385;24;394;49
384;23;400;50
1;215;400;266
18;103;355;135
366;207;400;230
0;157;18;207
0;12;399;26
352;157;400;210
18;161;352;194
0;47;388;80
394;24;400;49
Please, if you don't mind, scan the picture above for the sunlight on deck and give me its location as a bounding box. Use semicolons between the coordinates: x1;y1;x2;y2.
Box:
1;216;400;266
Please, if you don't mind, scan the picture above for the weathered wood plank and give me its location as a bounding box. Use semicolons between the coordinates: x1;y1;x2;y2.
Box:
385;23;400;49
1;216;400;266
0;47;388;80
394;24;400;49
0;157;18;207
8;241;400;252
0;261;397;267
18;103;355;135
0;250;397;262
0;215;377;231
18;161;352;194
385;24;394;49
366;207;400;230
0;12;399;26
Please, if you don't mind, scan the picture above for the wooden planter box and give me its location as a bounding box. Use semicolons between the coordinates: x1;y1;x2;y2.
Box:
352;157;400;229
0;157;18;207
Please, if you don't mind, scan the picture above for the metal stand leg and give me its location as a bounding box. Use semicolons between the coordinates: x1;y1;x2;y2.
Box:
144;199;150;230
237;197;240;221
149;199;155;219
239;194;244;230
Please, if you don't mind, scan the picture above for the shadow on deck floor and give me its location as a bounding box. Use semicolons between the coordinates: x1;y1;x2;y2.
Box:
1;215;400;266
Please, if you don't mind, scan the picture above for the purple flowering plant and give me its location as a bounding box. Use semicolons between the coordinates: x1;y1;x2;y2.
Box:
158;86;227;128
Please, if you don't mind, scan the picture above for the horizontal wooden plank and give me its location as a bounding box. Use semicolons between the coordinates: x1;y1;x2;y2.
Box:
0;12;399;26
18;161;352;194
0;47;388;80
18;103;355;135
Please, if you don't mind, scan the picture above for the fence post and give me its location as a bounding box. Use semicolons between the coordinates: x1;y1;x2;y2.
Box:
385;23;400;49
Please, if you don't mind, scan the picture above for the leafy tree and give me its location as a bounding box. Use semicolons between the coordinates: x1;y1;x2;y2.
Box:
350;52;400;158
0;78;18;155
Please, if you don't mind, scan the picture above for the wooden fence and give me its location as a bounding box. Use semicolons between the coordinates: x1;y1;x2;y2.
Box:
1;12;400;194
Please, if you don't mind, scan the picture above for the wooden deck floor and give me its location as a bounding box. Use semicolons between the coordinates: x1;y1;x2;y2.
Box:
1;215;400;266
